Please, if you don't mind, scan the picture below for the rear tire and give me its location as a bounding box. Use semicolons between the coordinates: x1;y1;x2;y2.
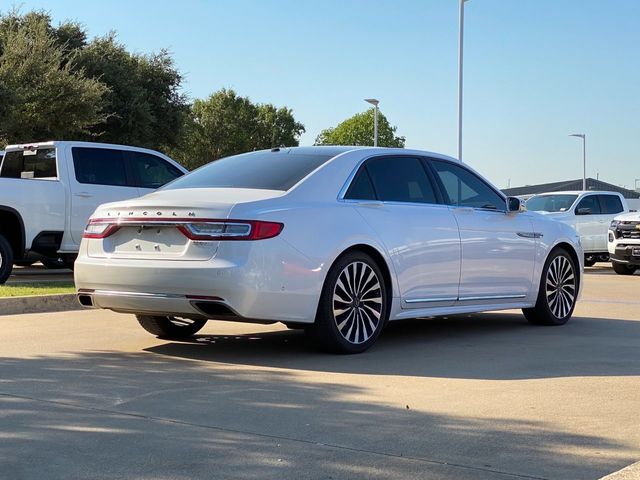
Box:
307;251;389;354
136;315;207;338
584;255;596;267
523;248;578;326
612;262;637;275
0;235;15;285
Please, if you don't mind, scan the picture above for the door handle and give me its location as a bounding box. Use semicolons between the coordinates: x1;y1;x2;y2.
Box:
74;192;94;198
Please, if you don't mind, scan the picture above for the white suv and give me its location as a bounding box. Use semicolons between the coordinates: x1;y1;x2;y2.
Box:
608;212;640;275
526;191;628;266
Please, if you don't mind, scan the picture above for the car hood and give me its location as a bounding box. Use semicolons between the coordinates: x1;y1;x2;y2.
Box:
614;211;640;222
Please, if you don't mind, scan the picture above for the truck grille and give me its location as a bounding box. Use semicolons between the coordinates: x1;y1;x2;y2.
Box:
617;222;640;239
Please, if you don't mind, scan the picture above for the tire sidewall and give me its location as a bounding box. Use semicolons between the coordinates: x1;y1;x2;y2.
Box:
315;252;389;353
538;249;578;325
0;235;14;284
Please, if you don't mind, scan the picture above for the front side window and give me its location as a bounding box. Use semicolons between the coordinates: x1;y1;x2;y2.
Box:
127;151;183;189
0;148;57;179
364;156;437;204
575;195;601;215
73;147;128;187
430;159;504;210
599;195;624;214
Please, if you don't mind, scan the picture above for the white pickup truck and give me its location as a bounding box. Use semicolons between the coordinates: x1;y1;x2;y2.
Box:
0;141;187;283
525;191;628;266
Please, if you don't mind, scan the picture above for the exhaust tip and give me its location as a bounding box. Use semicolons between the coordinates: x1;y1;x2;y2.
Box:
77;294;94;307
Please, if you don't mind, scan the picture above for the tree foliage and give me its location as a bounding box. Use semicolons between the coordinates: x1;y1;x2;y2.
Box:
0;10;107;144
172;89;305;169
315;108;405;148
0;9;187;149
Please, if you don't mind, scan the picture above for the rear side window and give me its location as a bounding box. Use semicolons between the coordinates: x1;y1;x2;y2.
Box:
345;168;376;200
599;195;624;214
430;159;504;210
575;195;601;215
127;151;183;189
73;148;129;187
364;156;437;204
0;148;57;179
163;151;334;191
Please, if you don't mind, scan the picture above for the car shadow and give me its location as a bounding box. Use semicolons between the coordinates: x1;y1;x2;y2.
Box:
145;311;640;380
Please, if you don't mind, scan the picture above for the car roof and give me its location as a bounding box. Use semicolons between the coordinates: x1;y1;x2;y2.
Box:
271;145;460;162
531;191;624;196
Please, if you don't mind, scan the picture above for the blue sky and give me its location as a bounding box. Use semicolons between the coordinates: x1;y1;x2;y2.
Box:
8;0;640;189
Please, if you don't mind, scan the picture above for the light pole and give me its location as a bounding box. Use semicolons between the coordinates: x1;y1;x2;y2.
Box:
458;0;470;162
365;98;379;147
569;133;586;191
635;178;640;191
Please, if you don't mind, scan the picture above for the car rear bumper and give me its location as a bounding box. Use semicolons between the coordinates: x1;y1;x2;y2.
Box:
74;239;325;324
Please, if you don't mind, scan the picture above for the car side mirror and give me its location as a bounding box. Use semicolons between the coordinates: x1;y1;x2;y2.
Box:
506;197;521;213
576;207;591;215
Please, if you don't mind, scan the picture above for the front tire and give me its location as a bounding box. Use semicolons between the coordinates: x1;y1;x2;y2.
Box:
612;262;637;275
136;315;207;338
523;248;578;326
308;251;389;354
0;235;15;285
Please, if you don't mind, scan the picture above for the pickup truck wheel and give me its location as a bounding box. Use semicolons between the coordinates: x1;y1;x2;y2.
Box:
136;315;207;338
523;248;577;326
0;235;15;284
612;262;637;275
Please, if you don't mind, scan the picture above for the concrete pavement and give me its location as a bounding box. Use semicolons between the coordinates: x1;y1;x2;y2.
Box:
0;269;638;479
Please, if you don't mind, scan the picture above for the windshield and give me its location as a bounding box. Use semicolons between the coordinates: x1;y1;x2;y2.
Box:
526;194;578;212
163;150;335;192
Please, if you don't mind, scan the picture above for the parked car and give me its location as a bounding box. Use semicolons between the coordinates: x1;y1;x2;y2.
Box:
608;212;640;275
0;141;187;284
525;191;627;266
75;146;583;353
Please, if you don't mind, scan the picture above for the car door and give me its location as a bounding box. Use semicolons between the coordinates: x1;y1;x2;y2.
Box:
596;194;625;251
125;150;185;196
67;147;141;246
573;194;602;252
427;159;536;302
344;155;461;307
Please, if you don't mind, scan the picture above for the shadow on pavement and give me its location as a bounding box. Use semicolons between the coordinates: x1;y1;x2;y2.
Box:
145;312;640;380
0;343;632;480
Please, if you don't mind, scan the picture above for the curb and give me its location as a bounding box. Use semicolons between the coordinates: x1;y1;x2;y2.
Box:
600;461;640;479
0;294;82;316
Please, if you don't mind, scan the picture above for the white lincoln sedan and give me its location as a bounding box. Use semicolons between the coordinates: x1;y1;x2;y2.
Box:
75;147;583;353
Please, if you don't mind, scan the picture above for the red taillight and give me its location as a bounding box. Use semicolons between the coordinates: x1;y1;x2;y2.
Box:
178;220;283;241
83;222;120;239
83;218;283;241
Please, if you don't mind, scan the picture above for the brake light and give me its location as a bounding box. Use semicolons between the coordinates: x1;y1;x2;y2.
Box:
82;218;283;241
178;221;283;241
83;222;120;239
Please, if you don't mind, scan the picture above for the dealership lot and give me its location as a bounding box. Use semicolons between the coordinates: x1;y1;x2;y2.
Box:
0;268;638;480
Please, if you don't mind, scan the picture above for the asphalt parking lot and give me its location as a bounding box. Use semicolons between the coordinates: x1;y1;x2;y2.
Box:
0;267;638;480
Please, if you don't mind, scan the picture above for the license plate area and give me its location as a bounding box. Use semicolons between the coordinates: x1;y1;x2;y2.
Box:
88;225;217;260
632;247;640;257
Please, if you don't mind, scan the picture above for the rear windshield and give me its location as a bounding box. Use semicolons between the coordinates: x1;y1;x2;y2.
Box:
163;151;335;191
526;194;578;212
0;148;57;179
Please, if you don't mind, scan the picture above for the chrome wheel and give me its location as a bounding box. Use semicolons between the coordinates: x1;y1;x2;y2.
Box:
332;261;383;345
545;255;576;319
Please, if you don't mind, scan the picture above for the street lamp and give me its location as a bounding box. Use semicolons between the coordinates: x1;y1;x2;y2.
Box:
635;178;640;191
365;98;379;147
569;133;586;191
458;0;470;162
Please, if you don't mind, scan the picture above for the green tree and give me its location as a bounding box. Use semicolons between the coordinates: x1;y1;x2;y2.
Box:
0;11;107;144
172;89;305;169
315;108;405;148
74;34;188;149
